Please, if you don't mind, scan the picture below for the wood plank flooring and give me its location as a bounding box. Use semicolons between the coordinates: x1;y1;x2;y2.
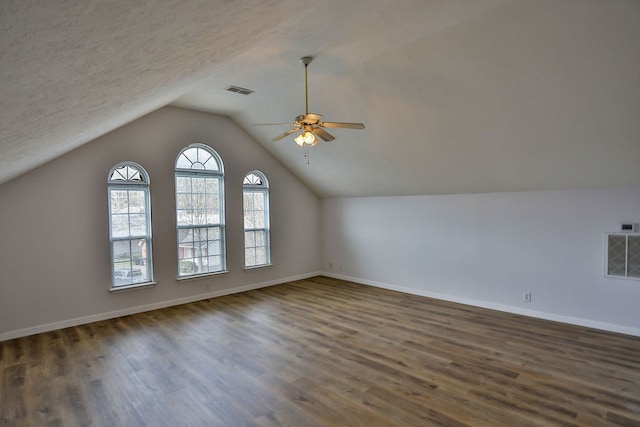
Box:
2;276;640;426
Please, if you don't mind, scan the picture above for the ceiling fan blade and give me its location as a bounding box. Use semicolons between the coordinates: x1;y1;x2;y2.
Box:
313;127;335;142
320;121;365;129
253;122;296;126
271;128;300;141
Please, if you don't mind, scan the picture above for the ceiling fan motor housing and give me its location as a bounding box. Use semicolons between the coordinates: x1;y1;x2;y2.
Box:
296;113;322;125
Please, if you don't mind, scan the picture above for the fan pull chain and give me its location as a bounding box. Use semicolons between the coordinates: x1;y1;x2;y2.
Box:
304;148;310;165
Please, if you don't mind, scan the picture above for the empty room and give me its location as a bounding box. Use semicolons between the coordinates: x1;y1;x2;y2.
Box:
1;0;640;425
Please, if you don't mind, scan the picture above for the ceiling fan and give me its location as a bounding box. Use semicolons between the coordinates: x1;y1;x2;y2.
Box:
254;56;365;147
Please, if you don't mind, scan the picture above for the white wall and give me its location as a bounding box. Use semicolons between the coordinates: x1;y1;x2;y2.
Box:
3;106;638;340
321;187;640;336
0;107;321;340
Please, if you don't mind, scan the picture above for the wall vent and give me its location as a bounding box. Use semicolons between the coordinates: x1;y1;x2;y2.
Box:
606;233;640;280
226;85;254;95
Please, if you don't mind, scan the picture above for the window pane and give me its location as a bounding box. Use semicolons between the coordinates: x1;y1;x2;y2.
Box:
244;193;254;210
129;214;146;236
244;211;255;229
196;148;208;164
608;235;626;276
180;227;207;274
176;176;191;192
192;195;205;213
112;240;149;285
179;259;197;275
202;156;218;171
110;190;129;213
205;177;218;193
192;177;206;193
128;191;145;212
628;236;640;279
254;211;265;228
177;228;195;276
205;194;216;210
184;148;198;164
176;154;192;170
208;238;221;256
176;193;191;210
113;240;132;269
245;230;256;247
131;239;148;270
110;168;127;182
255;247;267;265
245;248;256;267
209;195;220;217
190;209;205;225
254;192;264;210
177;209;193;226
207;226;220;240
208;255;222;270
255;230;265;246
195;228;208;243
203;210;215;224
178;228;193;247
111;214;129;238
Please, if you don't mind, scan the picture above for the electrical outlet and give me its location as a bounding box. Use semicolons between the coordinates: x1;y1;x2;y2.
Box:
524;292;532;302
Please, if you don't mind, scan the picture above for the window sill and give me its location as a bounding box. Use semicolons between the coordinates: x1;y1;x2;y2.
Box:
244;263;272;271
605;274;640;281
177;270;229;282
110;282;156;293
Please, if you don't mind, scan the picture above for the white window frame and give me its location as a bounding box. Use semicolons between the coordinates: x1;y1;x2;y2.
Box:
107;162;154;291
175;143;227;279
243;171;271;269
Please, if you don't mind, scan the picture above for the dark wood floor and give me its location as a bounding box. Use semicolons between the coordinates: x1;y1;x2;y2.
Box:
2;276;640;426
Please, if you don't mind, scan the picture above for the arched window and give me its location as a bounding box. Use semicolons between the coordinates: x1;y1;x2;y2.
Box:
107;162;153;290
243;171;270;268
175;144;226;278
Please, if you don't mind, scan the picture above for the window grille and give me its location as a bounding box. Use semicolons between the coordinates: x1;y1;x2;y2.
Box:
108;162;153;289
175;144;226;278
243;171;270;268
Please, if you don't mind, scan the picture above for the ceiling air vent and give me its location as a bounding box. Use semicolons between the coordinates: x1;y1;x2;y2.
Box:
226;85;254;95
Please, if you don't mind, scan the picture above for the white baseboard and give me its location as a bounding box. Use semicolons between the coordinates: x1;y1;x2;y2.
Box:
321;272;640;338
6;271;637;341
0;272;321;342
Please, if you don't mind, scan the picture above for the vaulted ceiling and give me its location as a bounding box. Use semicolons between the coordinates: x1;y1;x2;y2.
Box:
1;0;639;197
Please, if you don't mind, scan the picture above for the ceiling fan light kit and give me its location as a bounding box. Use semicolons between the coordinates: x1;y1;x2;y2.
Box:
254;56;365;160
295;130;317;147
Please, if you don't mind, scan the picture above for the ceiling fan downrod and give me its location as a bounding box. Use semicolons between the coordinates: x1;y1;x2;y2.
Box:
301;56;312;115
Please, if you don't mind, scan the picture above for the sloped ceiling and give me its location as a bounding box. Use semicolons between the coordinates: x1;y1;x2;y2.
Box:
1;0;639;197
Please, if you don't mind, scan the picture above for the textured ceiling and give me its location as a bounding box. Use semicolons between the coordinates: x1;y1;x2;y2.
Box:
1;0;639;197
